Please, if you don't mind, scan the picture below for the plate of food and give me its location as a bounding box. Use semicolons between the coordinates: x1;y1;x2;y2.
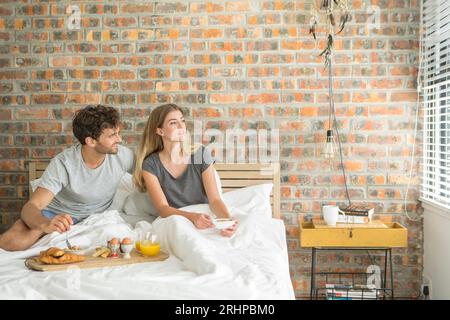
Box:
213;218;235;230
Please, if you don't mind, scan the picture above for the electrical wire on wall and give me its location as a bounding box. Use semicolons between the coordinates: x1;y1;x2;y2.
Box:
403;0;424;222
328;57;352;207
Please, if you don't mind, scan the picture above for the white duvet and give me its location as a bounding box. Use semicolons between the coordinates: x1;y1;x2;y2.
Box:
0;210;294;300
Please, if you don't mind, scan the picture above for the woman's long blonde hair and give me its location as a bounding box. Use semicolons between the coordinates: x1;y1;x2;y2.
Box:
133;103;188;192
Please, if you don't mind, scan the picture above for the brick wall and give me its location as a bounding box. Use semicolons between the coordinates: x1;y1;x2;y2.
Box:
0;0;422;298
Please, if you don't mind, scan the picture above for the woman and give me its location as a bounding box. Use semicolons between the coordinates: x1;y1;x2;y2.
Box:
133;103;237;237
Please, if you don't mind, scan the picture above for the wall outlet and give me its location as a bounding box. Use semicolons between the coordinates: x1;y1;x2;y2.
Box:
421;275;432;299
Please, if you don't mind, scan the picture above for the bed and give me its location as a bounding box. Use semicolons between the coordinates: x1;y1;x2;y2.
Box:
0;162;294;300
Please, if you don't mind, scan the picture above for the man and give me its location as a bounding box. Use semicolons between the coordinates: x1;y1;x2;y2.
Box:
0;105;134;251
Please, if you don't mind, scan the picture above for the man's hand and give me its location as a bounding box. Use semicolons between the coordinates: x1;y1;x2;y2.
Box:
190;213;214;229
42;214;73;234
220;221;238;238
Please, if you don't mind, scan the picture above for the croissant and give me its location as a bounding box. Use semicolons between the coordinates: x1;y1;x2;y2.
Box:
40;247;65;258
39;247;86;265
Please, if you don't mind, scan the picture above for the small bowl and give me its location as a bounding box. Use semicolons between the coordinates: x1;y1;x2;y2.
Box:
64;247;91;255
213;218;235;230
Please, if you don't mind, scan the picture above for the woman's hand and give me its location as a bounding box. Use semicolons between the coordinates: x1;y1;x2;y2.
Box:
220;220;238;238
190;213;214;229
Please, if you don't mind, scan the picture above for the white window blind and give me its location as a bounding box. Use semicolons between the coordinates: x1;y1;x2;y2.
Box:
422;0;450;209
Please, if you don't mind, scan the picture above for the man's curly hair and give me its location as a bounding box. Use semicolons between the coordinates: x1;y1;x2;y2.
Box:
72;105;120;145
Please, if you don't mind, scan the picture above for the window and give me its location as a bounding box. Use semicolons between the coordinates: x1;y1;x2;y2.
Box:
422;0;450;209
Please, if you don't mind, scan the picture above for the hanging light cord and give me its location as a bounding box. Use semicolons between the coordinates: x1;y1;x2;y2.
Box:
328;56;352;206
403;0;423;222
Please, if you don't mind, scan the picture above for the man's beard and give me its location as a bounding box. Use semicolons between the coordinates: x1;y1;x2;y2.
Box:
95;143;119;155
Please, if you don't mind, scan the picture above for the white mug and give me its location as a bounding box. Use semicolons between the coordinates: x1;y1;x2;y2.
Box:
322;205;345;226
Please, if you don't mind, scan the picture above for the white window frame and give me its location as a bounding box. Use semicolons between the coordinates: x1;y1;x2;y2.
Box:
421;0;450;212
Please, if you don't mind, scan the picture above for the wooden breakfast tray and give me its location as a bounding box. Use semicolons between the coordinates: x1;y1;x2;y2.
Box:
25;249;169;272
300;220;408;248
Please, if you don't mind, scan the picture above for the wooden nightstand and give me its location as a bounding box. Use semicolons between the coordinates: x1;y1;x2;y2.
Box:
299;220;408;300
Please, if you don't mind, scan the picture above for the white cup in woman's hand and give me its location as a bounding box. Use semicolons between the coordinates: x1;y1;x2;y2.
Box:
213;218;235;230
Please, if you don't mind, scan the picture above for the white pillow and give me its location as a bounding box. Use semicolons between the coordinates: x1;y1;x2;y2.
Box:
179;183;273;219
119;212;157;228
109;173;135;212
222;183;273;218
123;190;158;216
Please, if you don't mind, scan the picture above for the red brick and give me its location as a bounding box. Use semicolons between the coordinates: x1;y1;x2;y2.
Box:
16;5;48;15
209;14;245;25
369;79;403;89
32;94;65;105
31;147;65;159
103;17;137;27
248;67;280;77
0;71;27;80
139;68;171;79
192;107;224;117
102;43;136;53
210;94;244;104
0;109;12;120
1;95;29;106
369;106;404;116
30;122;62;133
82;4;118;14
191;81;224;91
390;66;417;76
247;93;279;104
229;107;263;117
120;3;153;13
194;2;222;12
121;29;154;41
15;108;49;120
120;81;154;92
119;57;152;66
190;28;223;38
391;91;417;102
105;94;136;105
102;70;135;80
66;43;99;53
390;40;419;50
32;18;65;29
66;93;101;104
68;69;100;79
52;82;83;92
225;1;249;11
49;56;82;67
352;92;387;103
0;148;29;159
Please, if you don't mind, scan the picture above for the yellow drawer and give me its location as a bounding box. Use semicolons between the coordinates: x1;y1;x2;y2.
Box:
299;221;408;248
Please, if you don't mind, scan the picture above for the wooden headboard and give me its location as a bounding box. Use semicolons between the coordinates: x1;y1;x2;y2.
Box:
29;161;281;219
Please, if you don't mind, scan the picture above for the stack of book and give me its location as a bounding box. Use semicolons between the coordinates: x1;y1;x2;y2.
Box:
337;203;375;224
326;284;378;300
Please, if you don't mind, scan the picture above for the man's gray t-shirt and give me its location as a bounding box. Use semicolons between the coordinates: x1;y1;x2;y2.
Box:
142;145;215;209
38;144;134;220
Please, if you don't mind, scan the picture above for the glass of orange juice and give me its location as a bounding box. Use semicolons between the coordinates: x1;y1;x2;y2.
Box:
139;232;160;256
135;239;141;252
